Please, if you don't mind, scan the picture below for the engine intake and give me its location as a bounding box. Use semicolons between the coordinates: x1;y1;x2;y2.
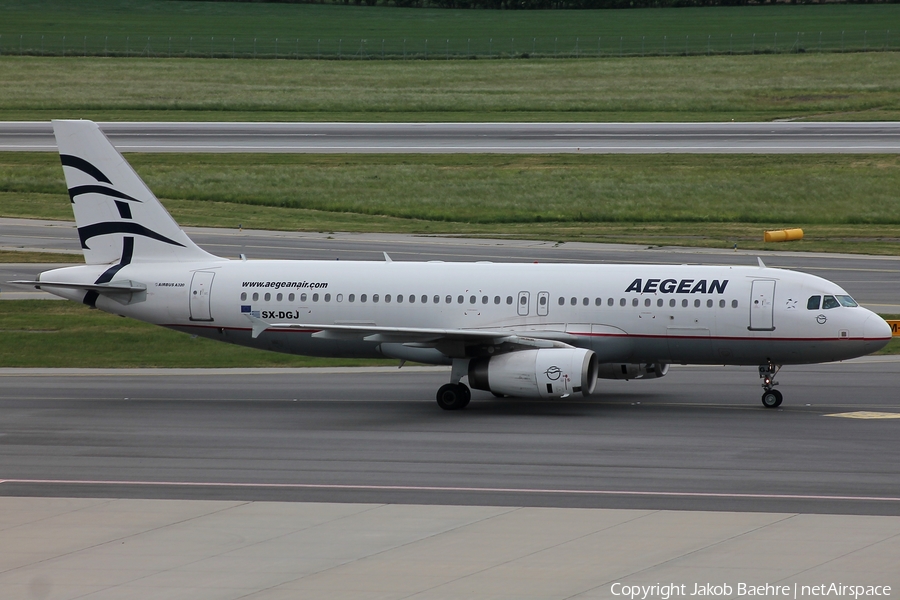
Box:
468;348;598;399
596;362;669;380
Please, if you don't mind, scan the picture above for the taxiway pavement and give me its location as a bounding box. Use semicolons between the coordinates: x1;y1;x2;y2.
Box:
2;121;900;153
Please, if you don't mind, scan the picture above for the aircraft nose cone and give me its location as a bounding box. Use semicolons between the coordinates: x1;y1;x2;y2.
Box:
864;314;893;352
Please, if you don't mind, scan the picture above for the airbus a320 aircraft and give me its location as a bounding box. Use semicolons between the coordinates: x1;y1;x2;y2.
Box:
14;120;893;410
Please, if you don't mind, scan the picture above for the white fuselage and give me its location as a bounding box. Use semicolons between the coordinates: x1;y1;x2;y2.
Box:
39;259;891;366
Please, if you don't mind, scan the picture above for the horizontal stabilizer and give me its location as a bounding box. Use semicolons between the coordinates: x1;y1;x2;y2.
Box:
9;279;147;293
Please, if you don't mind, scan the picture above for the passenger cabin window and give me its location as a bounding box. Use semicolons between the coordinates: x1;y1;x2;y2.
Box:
276;293;282;302
264;293;271;301
241;292;247;301
289;293;295;302
495;296;502;305
506;296;513;305
300;293;307;302
807;296;821;310
595;298;602;306
558;297;565;306
822;295;840;309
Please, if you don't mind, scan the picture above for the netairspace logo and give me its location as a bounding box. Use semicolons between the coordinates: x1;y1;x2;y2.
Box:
610;583;892;600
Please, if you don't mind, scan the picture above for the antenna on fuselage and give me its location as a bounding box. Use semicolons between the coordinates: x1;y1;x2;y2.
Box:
757;257;767;268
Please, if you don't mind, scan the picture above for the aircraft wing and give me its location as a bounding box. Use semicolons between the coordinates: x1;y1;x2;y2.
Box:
244;315;577;349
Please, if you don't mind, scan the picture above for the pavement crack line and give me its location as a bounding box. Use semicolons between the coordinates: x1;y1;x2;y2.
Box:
771;522;900;584
394;508;662;600
0;497;116;540
68;501;389;600
0;499;253;580
233;504;525;600
564;512;801;599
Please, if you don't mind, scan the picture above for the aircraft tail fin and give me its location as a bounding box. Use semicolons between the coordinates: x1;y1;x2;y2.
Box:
52;120;220;265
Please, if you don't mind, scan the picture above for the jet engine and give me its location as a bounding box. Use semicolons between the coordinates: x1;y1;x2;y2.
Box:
468;348;598;399
595;362;669;380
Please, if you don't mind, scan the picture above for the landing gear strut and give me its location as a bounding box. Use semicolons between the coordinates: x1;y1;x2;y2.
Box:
759;360;783;408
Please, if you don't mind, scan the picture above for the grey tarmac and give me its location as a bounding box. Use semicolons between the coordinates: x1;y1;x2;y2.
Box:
1;497;898;600
2;359;899;515
2;121;900;153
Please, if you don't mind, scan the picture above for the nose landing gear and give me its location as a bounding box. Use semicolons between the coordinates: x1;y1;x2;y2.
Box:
759;361;783;408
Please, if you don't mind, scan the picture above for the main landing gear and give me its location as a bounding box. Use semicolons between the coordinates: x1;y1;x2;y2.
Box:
436;358;471;411
759;360;783;408
436;383;471;410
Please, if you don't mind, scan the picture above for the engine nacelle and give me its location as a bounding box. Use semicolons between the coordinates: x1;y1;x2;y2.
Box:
596;362;669;380
468;348;598;399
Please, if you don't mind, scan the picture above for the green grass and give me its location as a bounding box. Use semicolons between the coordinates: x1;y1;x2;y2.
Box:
0;300;896;366
2;52;900;121
2;1;899;58
0;300;398;367
3;152;900;255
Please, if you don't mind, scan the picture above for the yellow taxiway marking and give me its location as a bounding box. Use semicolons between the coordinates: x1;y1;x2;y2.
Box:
825;411;900;420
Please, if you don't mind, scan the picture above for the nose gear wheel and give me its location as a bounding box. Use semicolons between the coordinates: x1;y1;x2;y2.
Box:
759;360;783;408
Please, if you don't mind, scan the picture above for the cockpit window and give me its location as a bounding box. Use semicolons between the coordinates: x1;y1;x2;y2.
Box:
807;296;821;310
837;295;858;308
822;295;840;309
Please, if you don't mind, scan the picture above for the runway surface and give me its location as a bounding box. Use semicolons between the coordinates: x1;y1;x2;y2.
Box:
2;121;900;153
2;360;899;515
4;217;899;312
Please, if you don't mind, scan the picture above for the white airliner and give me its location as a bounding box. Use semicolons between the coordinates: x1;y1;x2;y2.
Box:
14;120;893;410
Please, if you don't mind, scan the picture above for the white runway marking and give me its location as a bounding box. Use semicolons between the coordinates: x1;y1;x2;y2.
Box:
4;478;900;503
